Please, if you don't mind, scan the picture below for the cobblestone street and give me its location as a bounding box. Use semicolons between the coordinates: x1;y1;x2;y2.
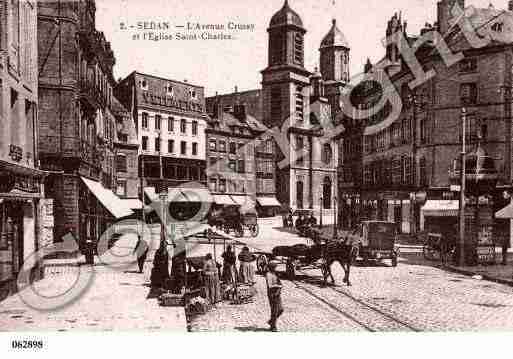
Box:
190;220;513;332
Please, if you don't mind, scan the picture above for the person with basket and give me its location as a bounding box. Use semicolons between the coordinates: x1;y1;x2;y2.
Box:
265;260;284;332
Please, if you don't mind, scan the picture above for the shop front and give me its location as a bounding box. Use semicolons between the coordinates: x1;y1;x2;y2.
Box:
0;163;47;299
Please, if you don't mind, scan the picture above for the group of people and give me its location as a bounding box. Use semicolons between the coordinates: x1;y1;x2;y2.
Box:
295;213;318;237
221;246;256;285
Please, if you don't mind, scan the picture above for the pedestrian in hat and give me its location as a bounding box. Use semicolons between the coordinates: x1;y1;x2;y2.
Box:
133;235;149;273
265;260;283;332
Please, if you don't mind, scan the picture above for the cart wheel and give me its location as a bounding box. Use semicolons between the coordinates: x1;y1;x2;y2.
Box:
250;224;259;237
286;260;295;279
256;255;268;274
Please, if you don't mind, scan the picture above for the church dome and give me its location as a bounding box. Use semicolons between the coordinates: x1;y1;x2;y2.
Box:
269;0;304;29
320;19;349;49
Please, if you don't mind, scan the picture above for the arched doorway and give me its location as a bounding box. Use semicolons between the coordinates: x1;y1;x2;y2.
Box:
296;181;304;209
323;177;332;209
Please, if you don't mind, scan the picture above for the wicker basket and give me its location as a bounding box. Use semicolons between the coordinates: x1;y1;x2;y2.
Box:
158;292;184;307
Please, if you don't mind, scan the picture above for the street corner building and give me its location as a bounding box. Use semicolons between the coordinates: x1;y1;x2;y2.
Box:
37;0;135;253
0;0;50;299
338;0;513;260
206;0;343;217
115;72;209;222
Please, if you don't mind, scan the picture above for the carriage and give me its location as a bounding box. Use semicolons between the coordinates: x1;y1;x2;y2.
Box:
347;221;399;267
255;239;357;286
222;212;259;238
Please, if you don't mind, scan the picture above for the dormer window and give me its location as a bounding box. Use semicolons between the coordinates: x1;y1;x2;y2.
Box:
166;84;174;96
492;22;504;32
140;80;148;91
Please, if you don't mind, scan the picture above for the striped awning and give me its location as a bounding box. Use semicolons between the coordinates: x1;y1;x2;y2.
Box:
421;200;459;217
256;196;281;207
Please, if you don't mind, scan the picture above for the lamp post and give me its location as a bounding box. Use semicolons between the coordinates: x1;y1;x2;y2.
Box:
333;196;337;240
458;107;467;267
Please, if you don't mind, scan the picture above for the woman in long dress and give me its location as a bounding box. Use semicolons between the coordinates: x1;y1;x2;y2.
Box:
221;245;236;284
203;253;221;305
238;246;256;284
150;241;170;289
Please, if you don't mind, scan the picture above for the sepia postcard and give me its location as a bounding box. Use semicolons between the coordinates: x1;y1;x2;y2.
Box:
2;1;513;353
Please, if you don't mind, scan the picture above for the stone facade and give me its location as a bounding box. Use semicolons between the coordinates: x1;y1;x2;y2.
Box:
339;0;513;237
37;0;122;247
115;72;208;195
0;0;47;299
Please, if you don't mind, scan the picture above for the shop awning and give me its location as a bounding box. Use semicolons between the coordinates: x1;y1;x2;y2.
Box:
213;195;236;205
144;187;158;202
421;200;459;217
230;195;250;206
256;196;281;207
496;202;513;219
81;177;134;219
168;187;212;203
121;198;144;210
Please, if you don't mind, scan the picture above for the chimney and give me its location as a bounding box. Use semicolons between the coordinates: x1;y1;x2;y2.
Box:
509;0;513;11
437;0;465;36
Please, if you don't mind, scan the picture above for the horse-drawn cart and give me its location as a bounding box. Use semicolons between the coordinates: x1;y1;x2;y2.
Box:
223;212;259;238
255;239;358;286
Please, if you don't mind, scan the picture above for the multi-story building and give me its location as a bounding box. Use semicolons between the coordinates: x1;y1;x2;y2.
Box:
339;0;513;236
38;0;133;248
0;0;48;297
115;72;208;205
206;90;280;216
206;2;343;216
112;96;140;209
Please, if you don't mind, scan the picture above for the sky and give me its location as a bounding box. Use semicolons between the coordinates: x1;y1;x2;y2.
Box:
96;0;507;96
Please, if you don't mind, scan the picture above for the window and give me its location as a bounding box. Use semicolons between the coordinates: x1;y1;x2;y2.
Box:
180;119;187;133
116;154;127;173
270;87;282;123
10;88;18;108
270;33;285;65
209;157;217;167
491;22;504;32
238;142;244;152
155;115;161;130
168;139;174;153
228;160;236;172
296;85;304;122
166;84;174;96
141;112;148;129
294;33;303;65
181;141;186;155
154;138;160;152
229;142;237;154
192;142;198;156
219;140;226;152
238;160;245;173
209;178;217;192
420;118;429;144
459;58;477;73
209;138;217;151
460;83;477;105
402;156;413;185
419;157;428;186
219;179;226;193
140;79;148;90
296;135;304;149
142;136;148;150
168;117;174;132
192;121;198;135
190;88;197;100
322;143;333;164
116;180;127;197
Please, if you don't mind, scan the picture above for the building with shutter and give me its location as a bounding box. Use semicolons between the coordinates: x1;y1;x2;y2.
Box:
0;0;47;298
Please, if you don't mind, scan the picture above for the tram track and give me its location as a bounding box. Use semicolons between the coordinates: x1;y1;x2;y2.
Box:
292;270;421;332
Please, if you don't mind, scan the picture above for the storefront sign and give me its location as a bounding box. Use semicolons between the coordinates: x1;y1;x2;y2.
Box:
142;92;204;113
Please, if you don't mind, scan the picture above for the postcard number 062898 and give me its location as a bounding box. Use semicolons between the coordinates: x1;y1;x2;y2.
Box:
11;340;44;350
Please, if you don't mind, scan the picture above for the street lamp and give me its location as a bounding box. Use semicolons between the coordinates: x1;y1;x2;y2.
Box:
333;196;337;240
458;107;467;267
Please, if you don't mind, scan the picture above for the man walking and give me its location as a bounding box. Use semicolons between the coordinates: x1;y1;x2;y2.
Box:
134;235;149;273
265;261;283;332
